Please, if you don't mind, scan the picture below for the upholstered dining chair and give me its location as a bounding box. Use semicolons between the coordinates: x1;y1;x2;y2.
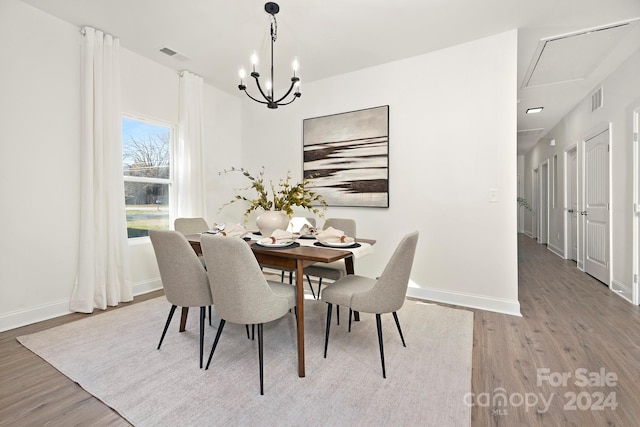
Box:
304;218;357;300
200;234;296;395
149;229;213;369
174;217;209;235
321;231;419;378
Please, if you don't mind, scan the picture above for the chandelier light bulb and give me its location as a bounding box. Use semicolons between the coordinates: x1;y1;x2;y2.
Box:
239;68;246;79
250;51;259;71
292;57;299;74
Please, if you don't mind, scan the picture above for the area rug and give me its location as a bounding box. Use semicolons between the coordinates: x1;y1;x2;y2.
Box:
18;296;473;426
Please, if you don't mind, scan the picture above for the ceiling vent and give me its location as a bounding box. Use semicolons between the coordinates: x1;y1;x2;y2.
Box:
159;47;177;56
159;47;190;62
591;87;603;112
522;20;638;88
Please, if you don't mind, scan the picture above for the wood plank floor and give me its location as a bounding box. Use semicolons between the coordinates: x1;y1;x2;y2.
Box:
1;234;639;426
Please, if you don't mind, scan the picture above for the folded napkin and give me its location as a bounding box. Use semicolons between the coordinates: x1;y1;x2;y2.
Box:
316;226;355;244
259;229;294;244
218;223;248;238
299;223;317;236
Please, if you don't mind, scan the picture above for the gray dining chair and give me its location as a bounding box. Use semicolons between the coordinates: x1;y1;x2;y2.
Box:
149;229;214;369
200;234;296;395
321;231;419;378
174;217;209;235
304;218;357;300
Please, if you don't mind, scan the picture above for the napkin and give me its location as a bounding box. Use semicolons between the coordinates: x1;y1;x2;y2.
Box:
316;226;355;244
218;223;249;238
299;223;317;236
259;229;294;245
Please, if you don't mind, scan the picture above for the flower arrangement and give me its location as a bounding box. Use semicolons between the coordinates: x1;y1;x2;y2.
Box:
219;166;327;221
517;197;534;214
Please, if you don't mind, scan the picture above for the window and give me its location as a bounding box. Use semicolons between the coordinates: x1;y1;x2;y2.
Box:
122;116;173;238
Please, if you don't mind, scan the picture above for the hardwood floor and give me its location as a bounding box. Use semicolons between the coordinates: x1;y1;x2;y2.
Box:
1;234;639;426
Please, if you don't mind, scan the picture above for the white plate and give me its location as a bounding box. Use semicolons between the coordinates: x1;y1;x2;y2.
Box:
318;240;355;248
256;240;294;248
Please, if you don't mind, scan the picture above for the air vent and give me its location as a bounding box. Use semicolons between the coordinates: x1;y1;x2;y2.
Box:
591;87;603;112
159;47;177;56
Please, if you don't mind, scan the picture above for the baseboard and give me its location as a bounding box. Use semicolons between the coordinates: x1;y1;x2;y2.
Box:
406;284;521;317
524;231;534;239
611;279;633;303
0;278;163;333
547;244;564;258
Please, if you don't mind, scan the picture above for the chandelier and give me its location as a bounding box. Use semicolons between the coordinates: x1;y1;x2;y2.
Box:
238;2;301;109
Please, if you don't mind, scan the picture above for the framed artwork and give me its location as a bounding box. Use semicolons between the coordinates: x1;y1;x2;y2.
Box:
303;105;389;207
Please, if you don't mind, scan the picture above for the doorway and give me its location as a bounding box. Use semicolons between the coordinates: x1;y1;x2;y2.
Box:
532;168;539;239
565;146;578;262
583;127;610;285
538;161;549;245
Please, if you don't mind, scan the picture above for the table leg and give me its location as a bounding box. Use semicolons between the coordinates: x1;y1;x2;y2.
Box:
179;307;189;332
295;259;306;377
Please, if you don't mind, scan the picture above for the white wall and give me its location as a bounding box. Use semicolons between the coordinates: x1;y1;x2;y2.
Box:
0;0;242;331
235;31;520;315
523;46;640;296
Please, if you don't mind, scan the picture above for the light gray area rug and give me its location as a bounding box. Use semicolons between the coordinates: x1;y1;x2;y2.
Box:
18;296;473;426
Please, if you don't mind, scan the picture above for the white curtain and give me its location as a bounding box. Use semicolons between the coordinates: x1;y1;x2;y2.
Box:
174;71;206;220
70;27;132;313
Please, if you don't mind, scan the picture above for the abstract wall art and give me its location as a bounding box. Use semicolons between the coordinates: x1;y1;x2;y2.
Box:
303;105;389;207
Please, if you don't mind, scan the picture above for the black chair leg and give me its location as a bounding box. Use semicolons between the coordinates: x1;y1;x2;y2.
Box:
305;275;316;299
392;311;406;347
317;278;323;300
157;305;177;350
348;309;353;332
208;305;212;326
324;303;333;358
205;319;226;369
336;305;340;325
258;323;264;395
376;314;386;379
289;271;293;284
281;270;285;282
245;324;251;339
199;307;206;368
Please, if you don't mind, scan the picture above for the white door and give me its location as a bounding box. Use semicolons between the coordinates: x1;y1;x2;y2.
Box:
539;162;549;244
567;148;578;261
584;129;610;285
532;168;539;239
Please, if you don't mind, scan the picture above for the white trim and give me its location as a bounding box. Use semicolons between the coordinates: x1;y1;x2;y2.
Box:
633;107;640;305
407;284;521;317
0;279;163;333
547;244;564;258
563;144;578;260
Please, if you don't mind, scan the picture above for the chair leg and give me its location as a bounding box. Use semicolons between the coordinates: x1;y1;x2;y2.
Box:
208;305;212;326
258;323;264;395
157;305;177;350
324;303;333;358
281;270;285;282
376;314;386;379
336;305;340;325
348;309;353;332
252;324;255;340
199;307;206;368
205;319;226;370
317;278;323;300
392;312;406;347
245;324;251;339
289;271;293;284
305;275;316;299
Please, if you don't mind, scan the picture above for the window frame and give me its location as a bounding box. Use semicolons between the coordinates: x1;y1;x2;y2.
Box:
122;113;176;240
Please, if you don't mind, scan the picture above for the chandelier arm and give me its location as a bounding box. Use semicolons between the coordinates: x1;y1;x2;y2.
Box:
251;74;272;103
276;95;300;106
242;89;270;105
274;80;298;104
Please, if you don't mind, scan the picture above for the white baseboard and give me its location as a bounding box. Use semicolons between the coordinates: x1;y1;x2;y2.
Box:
547;244;564;258
0;278;163;333
406;284;521;317
524;231;534;239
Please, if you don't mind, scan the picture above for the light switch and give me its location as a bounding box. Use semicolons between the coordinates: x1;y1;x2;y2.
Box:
489;188;498;202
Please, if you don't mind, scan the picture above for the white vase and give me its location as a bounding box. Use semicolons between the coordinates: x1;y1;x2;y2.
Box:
256;210;289;237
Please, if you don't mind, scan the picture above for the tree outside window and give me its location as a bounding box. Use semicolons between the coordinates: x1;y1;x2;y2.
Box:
122;117;173;238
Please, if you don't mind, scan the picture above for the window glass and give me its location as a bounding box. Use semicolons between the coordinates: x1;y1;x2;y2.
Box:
122;117;172;238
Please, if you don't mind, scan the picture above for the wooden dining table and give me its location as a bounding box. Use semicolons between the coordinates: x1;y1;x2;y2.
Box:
187;233;374;377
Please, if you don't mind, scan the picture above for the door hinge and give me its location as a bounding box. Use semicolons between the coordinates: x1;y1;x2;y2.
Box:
634;132;638;143
634;274;638;284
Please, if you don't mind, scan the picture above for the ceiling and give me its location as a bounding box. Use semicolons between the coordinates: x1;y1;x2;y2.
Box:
20;0;640;155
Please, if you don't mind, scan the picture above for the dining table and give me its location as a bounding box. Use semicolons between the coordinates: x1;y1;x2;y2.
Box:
187;232;374;377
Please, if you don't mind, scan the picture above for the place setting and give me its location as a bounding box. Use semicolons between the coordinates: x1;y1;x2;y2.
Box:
251;229;300;249
312;226;361;249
